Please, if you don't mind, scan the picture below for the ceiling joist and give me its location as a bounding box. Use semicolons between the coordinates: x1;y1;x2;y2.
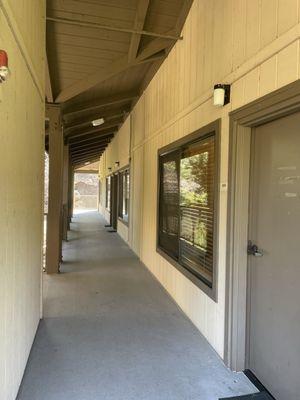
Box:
64;112;127;133
66;120;122;139
71;149;104;163
46;16;182;41
63;92;138;121
56;35;176;102
73;157;101;169
70;140;109;152
69;136;112;151
71;150;103;162
128;0;150;62
68;130;115;145
70;146;108;158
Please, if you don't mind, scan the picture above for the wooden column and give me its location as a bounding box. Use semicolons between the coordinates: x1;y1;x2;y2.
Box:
67;161;74;228
46;105;63;274
62;143;69;241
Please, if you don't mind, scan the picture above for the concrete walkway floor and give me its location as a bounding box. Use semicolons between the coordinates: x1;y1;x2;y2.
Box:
17;211;256;400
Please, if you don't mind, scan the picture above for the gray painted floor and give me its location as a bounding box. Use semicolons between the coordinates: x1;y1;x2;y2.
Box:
17;211;256;400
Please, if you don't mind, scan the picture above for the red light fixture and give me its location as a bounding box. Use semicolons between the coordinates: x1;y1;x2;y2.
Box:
0;50;10;83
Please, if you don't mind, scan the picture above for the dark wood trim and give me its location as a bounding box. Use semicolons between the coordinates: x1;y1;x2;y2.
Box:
117;165;130;226
156;119;221;302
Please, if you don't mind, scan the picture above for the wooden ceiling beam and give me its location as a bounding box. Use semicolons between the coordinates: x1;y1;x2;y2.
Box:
55;37;174;102
70;146;108;157
71;146;106;159
46;16;182;41
71;149;104;163
69;142;108;155
128;0;150;62
64;112;127;133
66;120;122;139
73;157;101;169
63;92;138;121
73;157;103;168
70;136;112;150
69;130;115;145
71;150;104;162
70;136;110;148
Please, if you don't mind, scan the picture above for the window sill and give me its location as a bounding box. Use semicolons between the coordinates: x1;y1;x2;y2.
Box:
156;246;217;302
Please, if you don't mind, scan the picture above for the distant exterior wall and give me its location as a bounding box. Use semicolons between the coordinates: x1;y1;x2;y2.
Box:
0;1;45;399
99;0;300;358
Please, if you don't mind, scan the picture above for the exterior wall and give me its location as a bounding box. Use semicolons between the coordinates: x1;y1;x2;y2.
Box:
98;0;300;358
0;1;45;399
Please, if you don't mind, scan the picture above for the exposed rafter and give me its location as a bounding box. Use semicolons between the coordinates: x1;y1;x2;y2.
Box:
71;149;104;163
68;130;115;145
64;112;127;133
56;36;175;103
128;0;150;62
70;142;108;155
69;137;111;151
71;150;106;162
73;157;101;169
69;136;112;151
71;150;105;161
63;93;138;121
46;16;182;41
66;120;122;139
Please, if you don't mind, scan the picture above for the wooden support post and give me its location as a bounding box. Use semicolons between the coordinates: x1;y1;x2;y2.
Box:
62;144;69;241
46;105;63;274
67;162;74;227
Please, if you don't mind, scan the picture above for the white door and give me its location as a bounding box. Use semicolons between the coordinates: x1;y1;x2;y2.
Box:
248;112;300;399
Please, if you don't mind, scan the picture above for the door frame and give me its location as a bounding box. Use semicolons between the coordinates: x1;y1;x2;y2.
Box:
225;80;300;371
111;173;119;230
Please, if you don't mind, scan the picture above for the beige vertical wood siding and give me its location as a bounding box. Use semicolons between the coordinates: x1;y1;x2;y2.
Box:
0;1;45;399
99;0;300;357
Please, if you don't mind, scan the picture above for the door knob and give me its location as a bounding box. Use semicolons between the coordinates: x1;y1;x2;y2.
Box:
247;241;264;257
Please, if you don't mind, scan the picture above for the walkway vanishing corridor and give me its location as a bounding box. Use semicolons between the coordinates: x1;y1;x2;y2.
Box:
17;212;256;400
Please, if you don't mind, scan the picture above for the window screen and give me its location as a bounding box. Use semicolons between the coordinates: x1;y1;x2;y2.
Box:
158;132;217;290
118;169;130;222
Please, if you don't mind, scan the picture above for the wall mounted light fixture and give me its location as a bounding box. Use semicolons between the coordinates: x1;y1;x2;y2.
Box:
115;161;120;168
0;50;10;83
108;167;112;172
213;84;230;106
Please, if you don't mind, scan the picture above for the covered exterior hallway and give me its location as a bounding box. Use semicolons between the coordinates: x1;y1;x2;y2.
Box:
17;212;255;400
1;0;300;399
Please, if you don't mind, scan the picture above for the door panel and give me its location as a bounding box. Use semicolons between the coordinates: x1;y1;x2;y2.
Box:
248;112;300;400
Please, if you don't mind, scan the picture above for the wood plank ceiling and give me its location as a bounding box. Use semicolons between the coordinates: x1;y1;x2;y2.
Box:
46;0;193;168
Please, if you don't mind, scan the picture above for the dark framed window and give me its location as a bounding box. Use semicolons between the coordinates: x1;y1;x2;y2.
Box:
118;168;130;223
106;176;111;211
157;121;220;300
